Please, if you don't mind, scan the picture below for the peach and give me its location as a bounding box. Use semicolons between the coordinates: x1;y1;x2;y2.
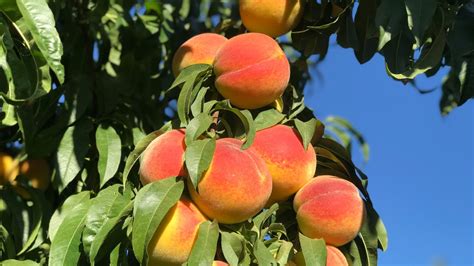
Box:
139;129;186;185
147;198;207;266
212;261;229;266
294;175;364;247
0;153;18;185
252;125;316;205
18;159;50;191
172;33;228;76
213;33;290;109
188;138;272;224
239;0;304;37
292;246;348;266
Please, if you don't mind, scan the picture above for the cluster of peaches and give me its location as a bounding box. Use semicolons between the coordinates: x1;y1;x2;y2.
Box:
138;1;365;265
0;153;50;198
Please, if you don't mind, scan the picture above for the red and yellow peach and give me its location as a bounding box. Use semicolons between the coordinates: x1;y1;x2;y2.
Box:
293;175;364;247
188;138;272;224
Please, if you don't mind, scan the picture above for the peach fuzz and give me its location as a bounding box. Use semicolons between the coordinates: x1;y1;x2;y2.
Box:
294;175;364;247
239;0;305;37
291;246;348;266
188;138;272;224
172;33;228;76
213;33;290;109
252;125;316;205
147;198;207;266
139;129;186;185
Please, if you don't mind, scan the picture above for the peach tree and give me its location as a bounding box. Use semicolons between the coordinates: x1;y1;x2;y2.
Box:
0;0;472;265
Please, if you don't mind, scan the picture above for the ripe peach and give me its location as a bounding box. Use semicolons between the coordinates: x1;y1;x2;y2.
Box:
239;0;304;37
213;33;290;109
147;198;207;266
172;33;228;76
252;125;316;205
188;138;272;224
139;129;186;185
291;246;348;266
294;175;364;247
18;159;50;191
0;153;18;185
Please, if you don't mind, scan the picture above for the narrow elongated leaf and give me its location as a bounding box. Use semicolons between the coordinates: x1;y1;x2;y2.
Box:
185;112;214;145
405;0;437;48
82;184;129;257
299;233;326;266
254;109;285;131
49;197;93;266
354;0;379;63
16;0;64;83
48;191;91;240
0;225;15;260
185;138;216;189
375;0;407;50
132;177;184;264
96;126;122;187
187;220;219;265
221;232;246;266
1;260;39;266
253;239;276;265
54;119;92;193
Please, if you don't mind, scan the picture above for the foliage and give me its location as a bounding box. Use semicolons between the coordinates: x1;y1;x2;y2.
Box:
1;0;469;264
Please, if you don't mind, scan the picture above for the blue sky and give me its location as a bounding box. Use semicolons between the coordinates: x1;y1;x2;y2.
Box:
304;46;473;265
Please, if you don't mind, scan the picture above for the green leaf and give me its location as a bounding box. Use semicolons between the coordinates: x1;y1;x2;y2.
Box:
405;0;437;48
132;177;184;264
254;109;285;131
48;195;93;266
221;231;246;266
191;86;210;117
253;239;276;265
16;0;65;83
82;184;130;260
96;125;122;187
299;233;326;266
185;138;216;189
0;225;15;260
325;116;370;162
48;191;91;240
169;64;210;91
252;203;279;238
122;122;172;185
54;119;92;193
187;220;219;266
1;260;39;266
354;0;379;63
185;112;214;145
375;0;407;50
294;118;317;150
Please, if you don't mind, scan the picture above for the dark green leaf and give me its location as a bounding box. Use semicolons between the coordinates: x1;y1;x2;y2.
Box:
299;233;326;266
132;177;184;264
0;225;15;260
404;0;437;48
187;220;219;265
16;0;65;83
185;138;216;189
96;125;122;187
375;0;407;50
354;0;379;63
